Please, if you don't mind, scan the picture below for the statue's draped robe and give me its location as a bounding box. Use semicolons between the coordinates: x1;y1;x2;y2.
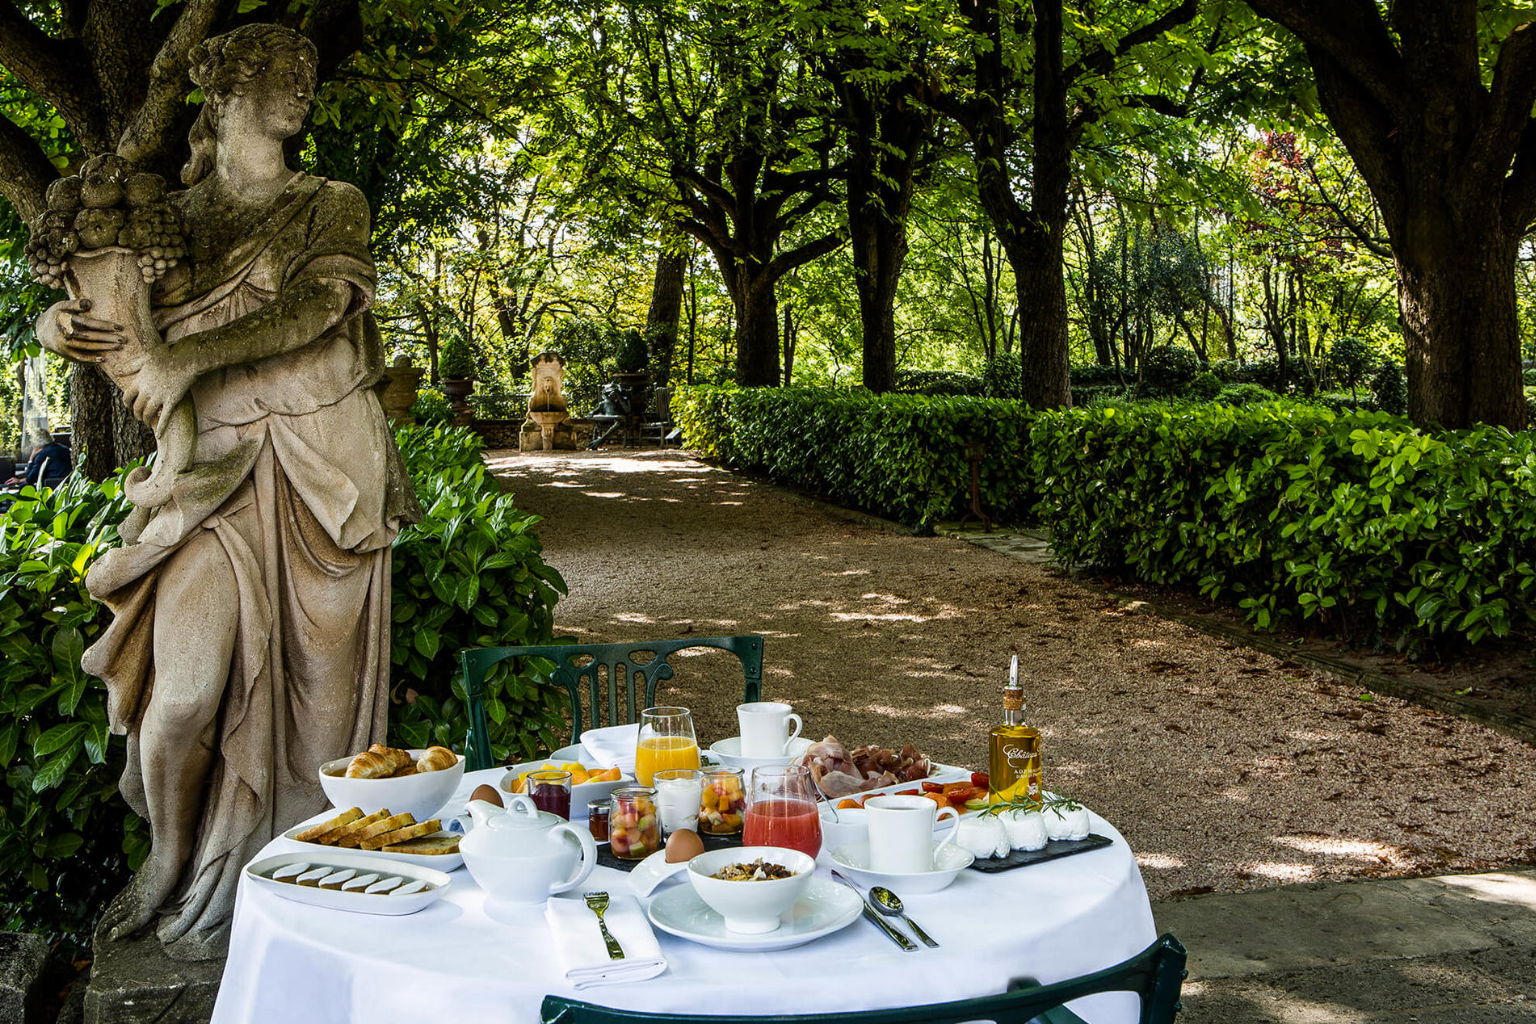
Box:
81;175;419;958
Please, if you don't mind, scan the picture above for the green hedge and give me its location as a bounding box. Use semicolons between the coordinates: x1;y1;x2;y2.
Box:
0;425;564;952
1031;403;1536;646
674;386;1035;526
676;387;1535;648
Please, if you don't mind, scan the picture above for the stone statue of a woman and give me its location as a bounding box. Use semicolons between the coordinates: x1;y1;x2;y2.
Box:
37;24;419;960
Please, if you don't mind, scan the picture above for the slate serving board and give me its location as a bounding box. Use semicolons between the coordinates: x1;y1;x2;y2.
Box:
597;830;742;872
966;833;1114;873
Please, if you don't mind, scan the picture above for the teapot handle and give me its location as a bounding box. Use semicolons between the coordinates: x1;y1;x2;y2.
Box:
505;794;540;820
548;822;598;896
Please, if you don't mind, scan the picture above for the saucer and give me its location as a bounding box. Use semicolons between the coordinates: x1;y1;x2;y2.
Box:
707;736;813;772
829;841;974;894
647;876;862;951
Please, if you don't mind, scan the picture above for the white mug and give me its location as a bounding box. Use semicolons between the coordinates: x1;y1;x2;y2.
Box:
863;795;960;874
736;701;803;758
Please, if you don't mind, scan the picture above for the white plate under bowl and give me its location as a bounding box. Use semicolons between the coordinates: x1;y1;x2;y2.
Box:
648;876;862;951
498;759;632;817
279;820;463;872
707;736;814;772
627;849;690;897
829;840;974;895
246;850;452;915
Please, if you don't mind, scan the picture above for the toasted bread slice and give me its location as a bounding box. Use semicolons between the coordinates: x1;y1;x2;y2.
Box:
339;812;414;848
382;833;460;856
316;809;390;846
294;807;363;844
361;818;441;851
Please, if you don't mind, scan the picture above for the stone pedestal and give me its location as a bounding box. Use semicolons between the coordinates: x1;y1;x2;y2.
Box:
519;411;576;452
83;927;221;1024
0;931;48;1023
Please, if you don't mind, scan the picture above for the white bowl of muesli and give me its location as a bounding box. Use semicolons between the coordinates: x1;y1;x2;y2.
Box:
686;846;814;933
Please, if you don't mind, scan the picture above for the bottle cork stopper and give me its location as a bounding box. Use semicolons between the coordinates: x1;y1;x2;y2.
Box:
1002;690;1023;712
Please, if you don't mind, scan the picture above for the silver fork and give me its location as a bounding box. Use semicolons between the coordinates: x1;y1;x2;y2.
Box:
584;891;625;960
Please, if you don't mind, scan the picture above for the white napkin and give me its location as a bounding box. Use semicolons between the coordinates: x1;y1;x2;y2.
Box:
580;724;639;774
545;894;667;988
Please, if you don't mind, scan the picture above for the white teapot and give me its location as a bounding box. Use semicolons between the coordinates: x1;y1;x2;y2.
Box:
461;795;598;910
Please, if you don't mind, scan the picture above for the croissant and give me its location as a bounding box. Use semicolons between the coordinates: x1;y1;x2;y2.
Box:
368;743;413;772
345;750;397;779
416;746;458;773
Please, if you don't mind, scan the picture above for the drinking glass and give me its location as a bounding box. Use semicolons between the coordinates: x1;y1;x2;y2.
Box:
635;706;700;786
527;769;572;820
653;768;704;835
742;764;822;858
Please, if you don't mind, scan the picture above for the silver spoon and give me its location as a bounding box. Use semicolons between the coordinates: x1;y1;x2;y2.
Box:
870;887;938;947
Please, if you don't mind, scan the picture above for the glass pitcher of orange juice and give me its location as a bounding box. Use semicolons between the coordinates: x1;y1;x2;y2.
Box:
635;707;700;785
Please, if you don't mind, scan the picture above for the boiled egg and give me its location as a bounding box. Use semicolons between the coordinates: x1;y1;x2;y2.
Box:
664;828;704;863
469;784;503;808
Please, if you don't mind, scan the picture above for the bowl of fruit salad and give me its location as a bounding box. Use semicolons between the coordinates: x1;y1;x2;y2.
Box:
501;760;628;817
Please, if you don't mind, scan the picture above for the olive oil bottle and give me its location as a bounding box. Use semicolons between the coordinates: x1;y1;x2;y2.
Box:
988;655;1042;803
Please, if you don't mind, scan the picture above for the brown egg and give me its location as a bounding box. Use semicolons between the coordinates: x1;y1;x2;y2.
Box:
665;828;704;863
470;784;503;808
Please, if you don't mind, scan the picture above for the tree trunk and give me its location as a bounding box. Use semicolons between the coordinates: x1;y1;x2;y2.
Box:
645;241;687;386
853;240;902;392
70;363;153;482
1397;229;1525;428
734;280;780;386
1009;226;1073;409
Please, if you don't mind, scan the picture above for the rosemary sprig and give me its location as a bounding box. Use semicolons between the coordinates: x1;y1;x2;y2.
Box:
980;793;1083;818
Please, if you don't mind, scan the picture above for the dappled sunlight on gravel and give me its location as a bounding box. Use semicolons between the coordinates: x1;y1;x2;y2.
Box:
488;448;1536;899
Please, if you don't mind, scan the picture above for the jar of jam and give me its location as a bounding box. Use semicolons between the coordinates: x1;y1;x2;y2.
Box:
608;786;659;860
698;767;747;835
587;800;611;843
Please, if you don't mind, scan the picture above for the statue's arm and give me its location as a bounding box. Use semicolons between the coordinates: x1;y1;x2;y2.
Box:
123;276;357;428
166;277;354;378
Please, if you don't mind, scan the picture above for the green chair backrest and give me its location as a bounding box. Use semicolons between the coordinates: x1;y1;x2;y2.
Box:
540;933;1186;1024
459;635;764;771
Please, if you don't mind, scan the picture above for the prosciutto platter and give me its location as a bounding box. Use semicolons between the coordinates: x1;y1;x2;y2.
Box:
794;735;967;799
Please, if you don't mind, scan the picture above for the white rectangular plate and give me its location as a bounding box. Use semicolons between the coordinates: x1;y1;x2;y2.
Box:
279;821;463;871
246;851;452;915
815;762;972;803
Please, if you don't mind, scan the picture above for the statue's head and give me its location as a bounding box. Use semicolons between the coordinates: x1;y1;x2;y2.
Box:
182;24;319;185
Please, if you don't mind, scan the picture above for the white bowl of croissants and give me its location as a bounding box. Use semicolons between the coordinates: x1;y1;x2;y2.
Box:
318;744;464;823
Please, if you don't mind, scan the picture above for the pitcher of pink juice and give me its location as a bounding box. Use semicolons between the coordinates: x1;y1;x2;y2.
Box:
743;764;822;858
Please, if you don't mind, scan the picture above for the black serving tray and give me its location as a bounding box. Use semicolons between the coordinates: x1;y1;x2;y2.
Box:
597;830;742;873
966;833;1114;873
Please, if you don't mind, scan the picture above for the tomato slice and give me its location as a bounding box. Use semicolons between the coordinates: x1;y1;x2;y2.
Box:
921;782;945;794
971;772;990;789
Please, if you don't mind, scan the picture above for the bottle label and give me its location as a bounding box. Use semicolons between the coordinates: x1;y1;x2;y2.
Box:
1002;744;1036;767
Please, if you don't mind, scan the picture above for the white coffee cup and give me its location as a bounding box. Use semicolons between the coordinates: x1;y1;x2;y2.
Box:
863;795;960;874
736;701;803;758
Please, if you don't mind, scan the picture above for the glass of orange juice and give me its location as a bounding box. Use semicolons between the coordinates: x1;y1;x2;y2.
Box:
635;707;700;785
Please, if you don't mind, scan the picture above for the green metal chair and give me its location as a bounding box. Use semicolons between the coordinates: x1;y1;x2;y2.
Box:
459;635;765;770
540;934;1186;1024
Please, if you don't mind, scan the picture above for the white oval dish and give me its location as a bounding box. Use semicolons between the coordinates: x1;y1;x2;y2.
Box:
497;759;632;817
707;735;813;773
317;749;464;824
246;851;451;915
278;820;463;872
828;840;975;894
648;875;862;951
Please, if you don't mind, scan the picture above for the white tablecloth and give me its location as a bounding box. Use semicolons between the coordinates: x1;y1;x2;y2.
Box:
212;768;1156;1024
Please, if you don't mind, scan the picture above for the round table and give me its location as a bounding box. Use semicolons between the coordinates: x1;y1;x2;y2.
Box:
211;769;1156;1024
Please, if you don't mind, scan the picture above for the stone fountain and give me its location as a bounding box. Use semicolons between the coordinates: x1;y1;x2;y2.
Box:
520;350;576;451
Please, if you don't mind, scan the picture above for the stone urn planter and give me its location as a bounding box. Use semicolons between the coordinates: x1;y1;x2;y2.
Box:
443;376;475;426
378;355;424;424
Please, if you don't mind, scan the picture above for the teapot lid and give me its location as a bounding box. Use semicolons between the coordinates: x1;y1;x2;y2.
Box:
481;793;556;831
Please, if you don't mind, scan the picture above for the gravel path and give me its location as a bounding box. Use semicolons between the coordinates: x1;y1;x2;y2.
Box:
487;448;1536;899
